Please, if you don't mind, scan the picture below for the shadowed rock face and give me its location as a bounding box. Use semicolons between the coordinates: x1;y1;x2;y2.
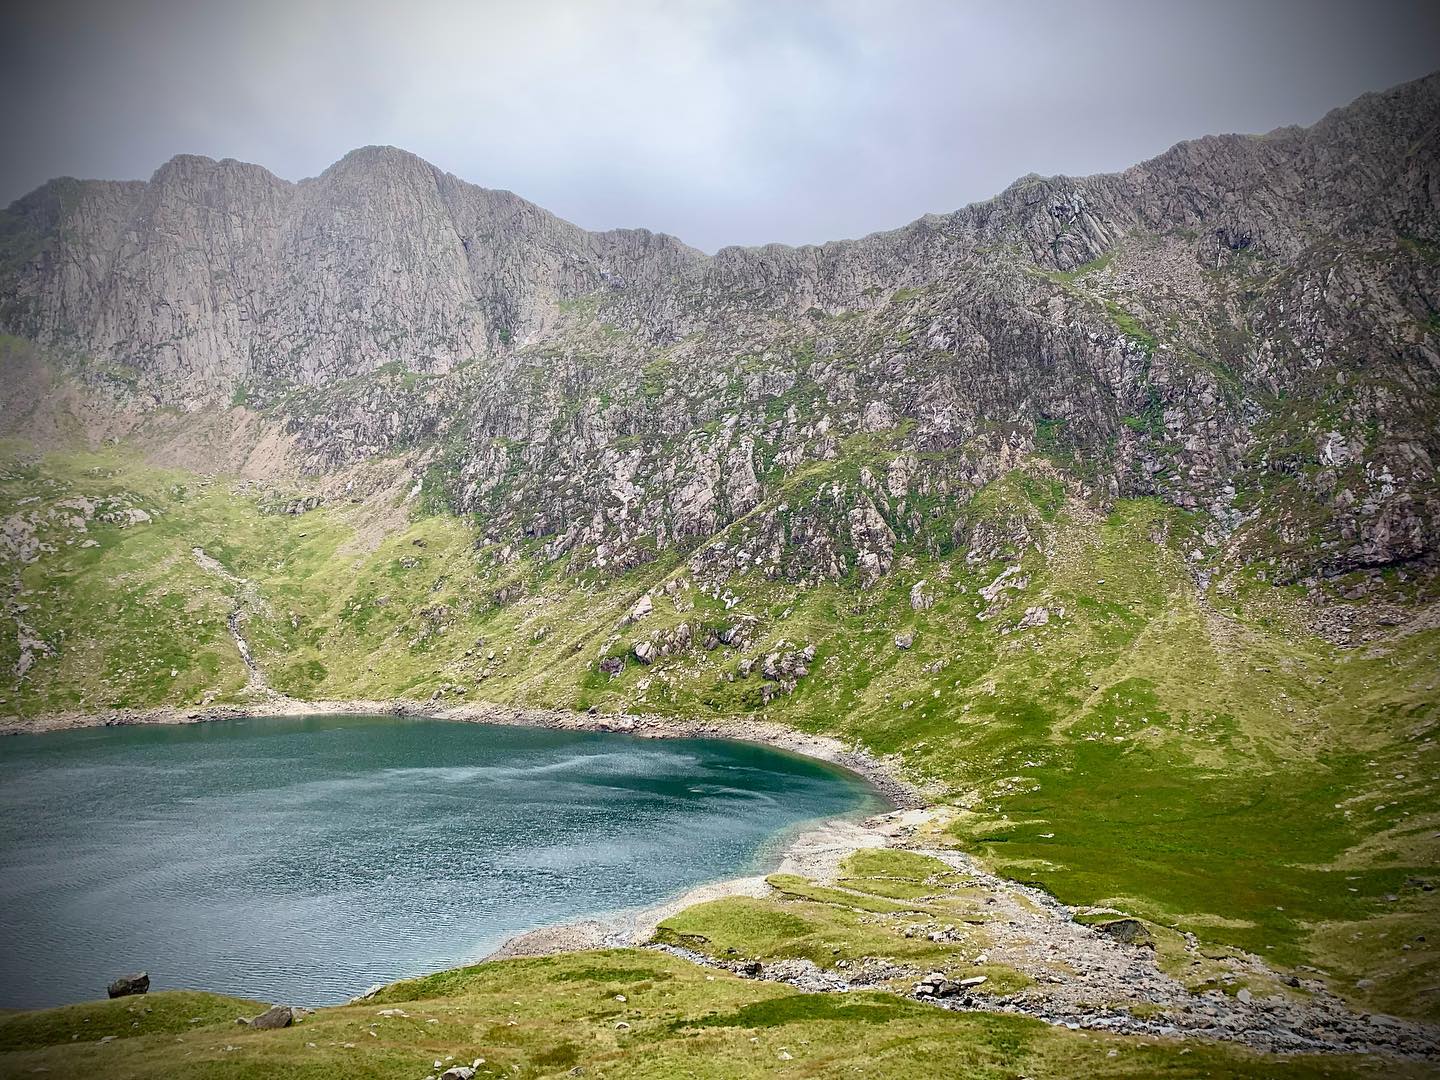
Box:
2;74;1438;583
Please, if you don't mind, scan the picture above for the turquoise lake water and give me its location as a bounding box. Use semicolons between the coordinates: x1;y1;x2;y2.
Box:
0;714;882;1009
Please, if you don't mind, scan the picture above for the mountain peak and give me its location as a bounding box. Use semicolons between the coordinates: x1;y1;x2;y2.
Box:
321;144;439;181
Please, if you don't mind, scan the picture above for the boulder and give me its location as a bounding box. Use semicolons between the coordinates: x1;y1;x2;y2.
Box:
914;971;955;997
106;972;149;998
1093;918;1154;948
894;631;913;650
439;1068;476;1080
247;1004;294;1030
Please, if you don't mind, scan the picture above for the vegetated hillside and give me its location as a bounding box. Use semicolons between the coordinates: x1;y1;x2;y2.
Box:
0;70;1437;1038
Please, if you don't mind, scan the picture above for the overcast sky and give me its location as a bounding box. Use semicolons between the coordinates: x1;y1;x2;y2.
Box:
3;0;1438;252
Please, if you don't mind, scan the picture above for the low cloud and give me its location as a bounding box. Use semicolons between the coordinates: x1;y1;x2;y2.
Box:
3;0;1437;251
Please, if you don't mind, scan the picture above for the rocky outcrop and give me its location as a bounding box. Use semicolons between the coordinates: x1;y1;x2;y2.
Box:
2;74;1438;584
1;147;702;404
1092;918;1155;949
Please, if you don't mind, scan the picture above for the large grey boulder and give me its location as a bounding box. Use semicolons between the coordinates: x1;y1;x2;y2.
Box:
247;1004;294;1030
106;972;149;998
1094;917;1155;948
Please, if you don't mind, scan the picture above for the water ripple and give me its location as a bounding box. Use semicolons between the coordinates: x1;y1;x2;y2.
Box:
0;715;880;1008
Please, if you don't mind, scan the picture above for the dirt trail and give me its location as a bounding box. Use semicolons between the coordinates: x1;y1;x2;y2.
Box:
912;847;1436;1059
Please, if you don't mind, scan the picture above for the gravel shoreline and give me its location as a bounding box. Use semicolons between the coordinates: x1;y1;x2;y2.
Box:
483;815;897;962
0;694;928;809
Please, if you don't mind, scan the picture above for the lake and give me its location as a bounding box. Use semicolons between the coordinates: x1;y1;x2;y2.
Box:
0;714;883;1009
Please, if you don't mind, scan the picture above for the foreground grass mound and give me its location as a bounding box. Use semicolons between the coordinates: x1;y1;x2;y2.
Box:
0;990;266;1052
0;950;1427;1079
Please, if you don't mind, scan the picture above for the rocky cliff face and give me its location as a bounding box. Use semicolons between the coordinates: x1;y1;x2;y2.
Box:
0;146;703;400
3;73;1438;586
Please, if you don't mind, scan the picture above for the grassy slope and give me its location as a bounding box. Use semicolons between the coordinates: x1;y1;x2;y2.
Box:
0;951;1425;1080
2;446;1437;1034
655;848;1036;994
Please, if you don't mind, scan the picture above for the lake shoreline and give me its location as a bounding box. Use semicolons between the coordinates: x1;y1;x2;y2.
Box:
0;696;929;810
477;811;911;966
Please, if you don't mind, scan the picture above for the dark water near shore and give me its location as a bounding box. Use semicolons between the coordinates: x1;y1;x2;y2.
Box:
0;714;882;1009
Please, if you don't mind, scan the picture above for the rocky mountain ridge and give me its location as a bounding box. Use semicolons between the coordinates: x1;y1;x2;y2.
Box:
2;72;1439;588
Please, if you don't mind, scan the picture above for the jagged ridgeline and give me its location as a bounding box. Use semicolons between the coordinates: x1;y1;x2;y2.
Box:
0;71;1437;1023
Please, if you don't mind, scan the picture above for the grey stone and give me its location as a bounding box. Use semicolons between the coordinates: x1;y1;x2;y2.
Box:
247;1005;294;1030
1093;918;1155;948
107;972;149;998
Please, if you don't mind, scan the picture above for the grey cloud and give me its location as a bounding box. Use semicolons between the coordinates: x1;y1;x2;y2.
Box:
3;0;1438;252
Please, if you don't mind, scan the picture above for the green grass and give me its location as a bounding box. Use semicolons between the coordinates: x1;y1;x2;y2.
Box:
0;990;266;1051
656;851;1032;996
1047;250;1116;284
0;950;1423;1079
1103;301;1158;354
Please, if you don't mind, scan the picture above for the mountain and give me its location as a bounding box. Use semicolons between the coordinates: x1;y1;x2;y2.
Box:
4;73;1439;586
0;71;1438;1044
